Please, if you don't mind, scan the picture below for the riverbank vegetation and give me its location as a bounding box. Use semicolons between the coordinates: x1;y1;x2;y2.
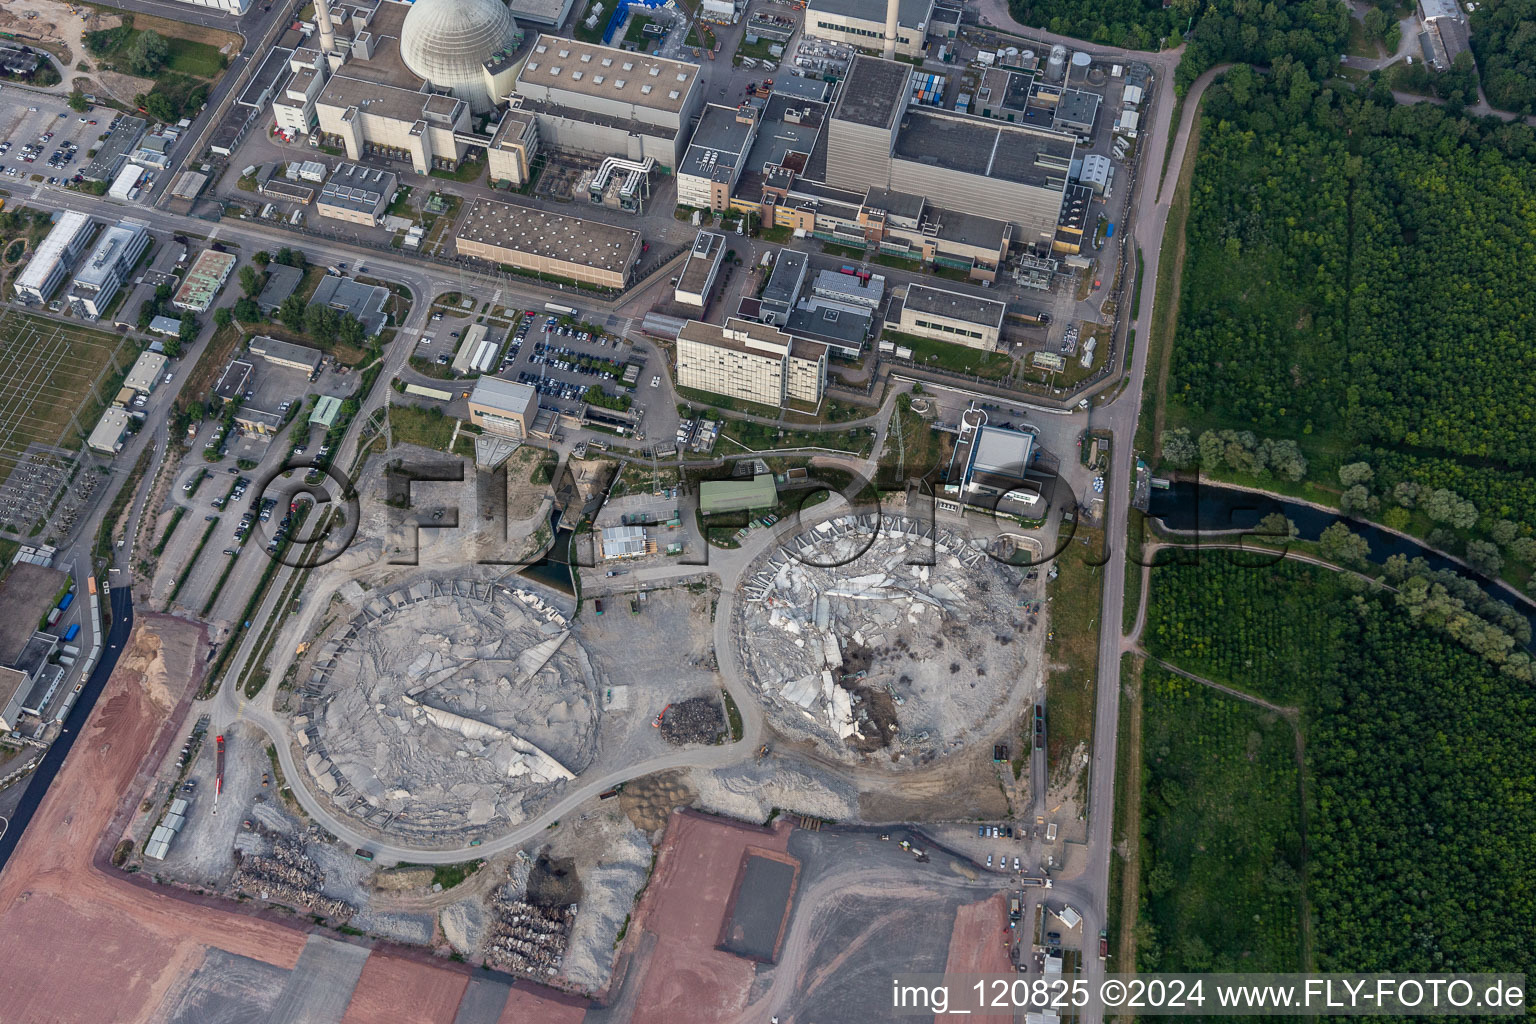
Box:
1158;67;1536;591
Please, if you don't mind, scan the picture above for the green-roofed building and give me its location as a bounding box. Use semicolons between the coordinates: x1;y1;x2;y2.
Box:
310;395;343;429
699;475;777;514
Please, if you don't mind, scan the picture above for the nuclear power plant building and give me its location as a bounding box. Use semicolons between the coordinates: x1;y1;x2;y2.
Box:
822;54;1075;246
272;0;528;173
511;34;705;168
805;0;935;58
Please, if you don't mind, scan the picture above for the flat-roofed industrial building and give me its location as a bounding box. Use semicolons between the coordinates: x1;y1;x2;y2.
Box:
249;336;323;374
173;249;237;313
456;197;643;289
488;106;541;187
124;350;169;394
676;317;827;407
508;0;578;25
944;407;1040;515
513;35;704;167
88;406;133;455
699;475;778;513
600;524;652;560
858;186;1013;281
784;297;872;359
890;283;1007;350
826;55;1074;244
676;103;760;211
316;163;397;226
759;248;810;325
14;210;94;303
272;49;329;137
806;0;935;57
315;75;474;176
675;230;726;308
467;376;538;438
67;219;151;319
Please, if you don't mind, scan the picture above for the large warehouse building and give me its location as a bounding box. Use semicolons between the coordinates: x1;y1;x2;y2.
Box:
455;197;642;289
511;35;704;168
824;55;1074;245
675;318;827;408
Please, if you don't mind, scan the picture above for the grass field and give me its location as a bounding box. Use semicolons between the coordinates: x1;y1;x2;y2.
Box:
165;37;228;77
388;404;459;452
878;393;951;484
1043;527;1104;781
1137;663;1305;975
881;329;1015;380
0;310;135;471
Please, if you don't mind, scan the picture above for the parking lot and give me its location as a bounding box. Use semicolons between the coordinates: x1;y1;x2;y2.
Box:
420;310;661;431
0;92;134;186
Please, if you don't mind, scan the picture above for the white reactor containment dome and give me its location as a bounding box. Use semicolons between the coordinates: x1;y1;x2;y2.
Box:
401;0;521;112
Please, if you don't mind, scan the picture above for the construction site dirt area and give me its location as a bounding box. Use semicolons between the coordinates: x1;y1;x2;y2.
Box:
623;812;795;1024
0;615;311;1024
943;892;1017;975
613;812;1030;1024
734;512;1038;764
338;951;470;1024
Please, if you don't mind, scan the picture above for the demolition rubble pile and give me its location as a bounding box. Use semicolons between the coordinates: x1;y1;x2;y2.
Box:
658;695;726;746
289;578;602;841
482;888;577;976
734;513;1027;757
230;826;352;922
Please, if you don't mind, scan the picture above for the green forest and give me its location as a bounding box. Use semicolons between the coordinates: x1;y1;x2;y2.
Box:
1471;0;1536;113
1135;664;1305;975
1162;67;1536;574
1007;0;1348;89
1141;555;1536;974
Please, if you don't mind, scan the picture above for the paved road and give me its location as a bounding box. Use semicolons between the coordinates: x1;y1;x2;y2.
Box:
0;587;133;872
145;0;294;205
1070;62;1229;1018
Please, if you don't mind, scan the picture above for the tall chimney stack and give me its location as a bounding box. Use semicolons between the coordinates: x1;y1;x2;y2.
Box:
882;0;899;59
315;0;338;55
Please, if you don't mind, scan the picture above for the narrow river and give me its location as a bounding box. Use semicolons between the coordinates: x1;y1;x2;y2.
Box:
1147;479;1536;642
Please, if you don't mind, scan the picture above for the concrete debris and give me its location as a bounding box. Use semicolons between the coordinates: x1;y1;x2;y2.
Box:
689;761;858;823
658;695;726;746
294;577;602;843
481;887;576;977
230;825;352;922
401;695;576;782
733;513;1032;763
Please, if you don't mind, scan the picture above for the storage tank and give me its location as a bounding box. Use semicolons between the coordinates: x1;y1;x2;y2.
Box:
1070;50;1091;82
1046;43;1067;82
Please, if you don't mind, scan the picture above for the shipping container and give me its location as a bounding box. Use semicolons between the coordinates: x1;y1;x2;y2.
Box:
62;623;80;642
58;592;73;612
